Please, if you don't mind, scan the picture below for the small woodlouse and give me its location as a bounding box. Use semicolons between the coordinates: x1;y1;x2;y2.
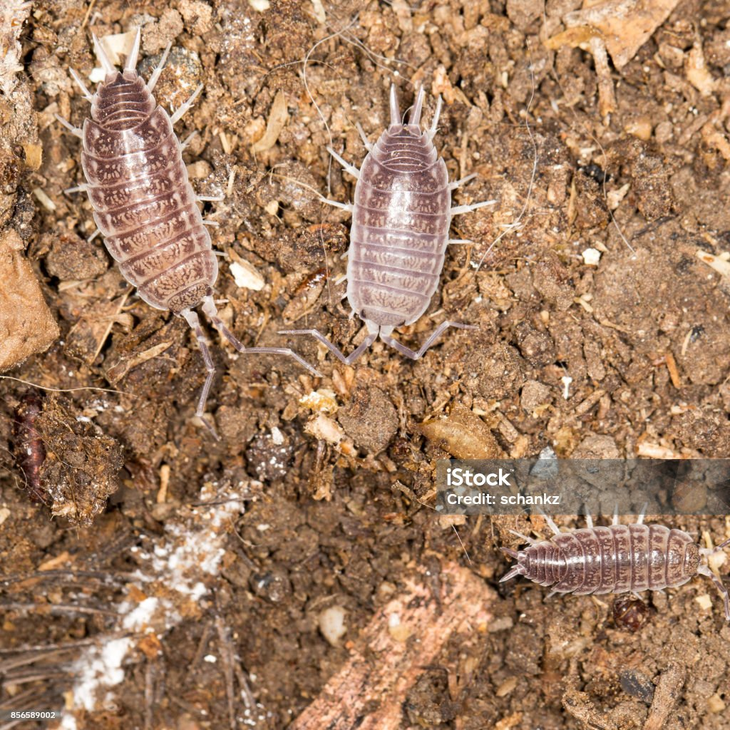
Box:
12;391;48;505
501;512;730;620
56;30;317;434
280;84;494;364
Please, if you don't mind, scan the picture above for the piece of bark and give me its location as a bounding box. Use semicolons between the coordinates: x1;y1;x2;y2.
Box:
291;560;496;730
0;230;59;371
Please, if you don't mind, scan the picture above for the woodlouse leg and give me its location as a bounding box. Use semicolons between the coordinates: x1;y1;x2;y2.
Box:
585;512;594;529
88;229;101;243
64;184;88;195
277;328;377;366
197;195;225;202
55;114;83;138
449;173;477;191
427;95;443;139
147;42;172;92
201;297;323;377
451;199;497;216
355;122;373;151
636;502;648;524
697;565;730;620
180;308;220;440
534;506;562;535
319;197;354;213
170;83;203;125
179;130;198;152
69;68;93;101
379;321;477;361
327;147;360;179
507;529;537;545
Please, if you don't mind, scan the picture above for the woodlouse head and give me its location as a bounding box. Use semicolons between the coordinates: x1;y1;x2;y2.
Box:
682;541;701;578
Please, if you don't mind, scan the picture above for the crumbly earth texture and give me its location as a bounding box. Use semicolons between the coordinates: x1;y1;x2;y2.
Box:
1;0;730;729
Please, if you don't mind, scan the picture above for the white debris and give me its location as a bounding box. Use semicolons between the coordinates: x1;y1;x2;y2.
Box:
68;637;133;712
582;247;601;266
271;426;284;445
248;0;270;11
61;483;245;726
318;606;347;646
121;597;160;631
230;260;266;290
561;375;573;400
305;413;345;445
299;389;339;414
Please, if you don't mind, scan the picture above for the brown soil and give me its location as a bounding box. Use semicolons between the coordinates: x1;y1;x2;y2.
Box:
1;0;730;728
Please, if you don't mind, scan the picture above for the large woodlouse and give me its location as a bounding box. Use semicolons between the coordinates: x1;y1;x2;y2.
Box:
281;84;494;364
501;513;730;620
56;30;317;434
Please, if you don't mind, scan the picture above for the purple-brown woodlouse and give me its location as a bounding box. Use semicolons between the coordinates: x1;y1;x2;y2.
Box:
12;391;48;505
56;29;317;434
501;512;730;620
280;84;495;364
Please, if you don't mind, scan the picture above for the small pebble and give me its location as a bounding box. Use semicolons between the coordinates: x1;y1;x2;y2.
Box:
318;606;347;646
582;247;601;266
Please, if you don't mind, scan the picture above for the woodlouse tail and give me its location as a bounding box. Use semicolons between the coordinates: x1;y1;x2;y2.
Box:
408;86;425;127
500;547;523;583
124;27;141;73
389;84;401;126
500;565;523;583
92;33;116;77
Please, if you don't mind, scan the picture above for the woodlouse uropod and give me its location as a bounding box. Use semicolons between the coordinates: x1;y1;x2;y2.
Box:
500;512;730;620
56;29;317;435
280;84;495;364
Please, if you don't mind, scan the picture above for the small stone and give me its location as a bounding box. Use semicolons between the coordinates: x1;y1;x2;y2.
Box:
708;694;726;713
338;385;398;454
582;247;601;266
318;606;347;646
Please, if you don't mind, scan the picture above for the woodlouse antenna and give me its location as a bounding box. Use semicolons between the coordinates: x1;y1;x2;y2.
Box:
91;33;115;77
124;27;141;73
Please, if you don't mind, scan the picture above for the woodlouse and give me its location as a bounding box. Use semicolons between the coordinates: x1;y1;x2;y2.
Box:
56;30;317;434
501;512;730;620
280;84;494;364
12;391;48;505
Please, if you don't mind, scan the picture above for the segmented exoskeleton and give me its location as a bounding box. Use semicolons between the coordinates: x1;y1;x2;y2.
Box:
281;84;494;364
501;512;730;620
56;29;317;435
